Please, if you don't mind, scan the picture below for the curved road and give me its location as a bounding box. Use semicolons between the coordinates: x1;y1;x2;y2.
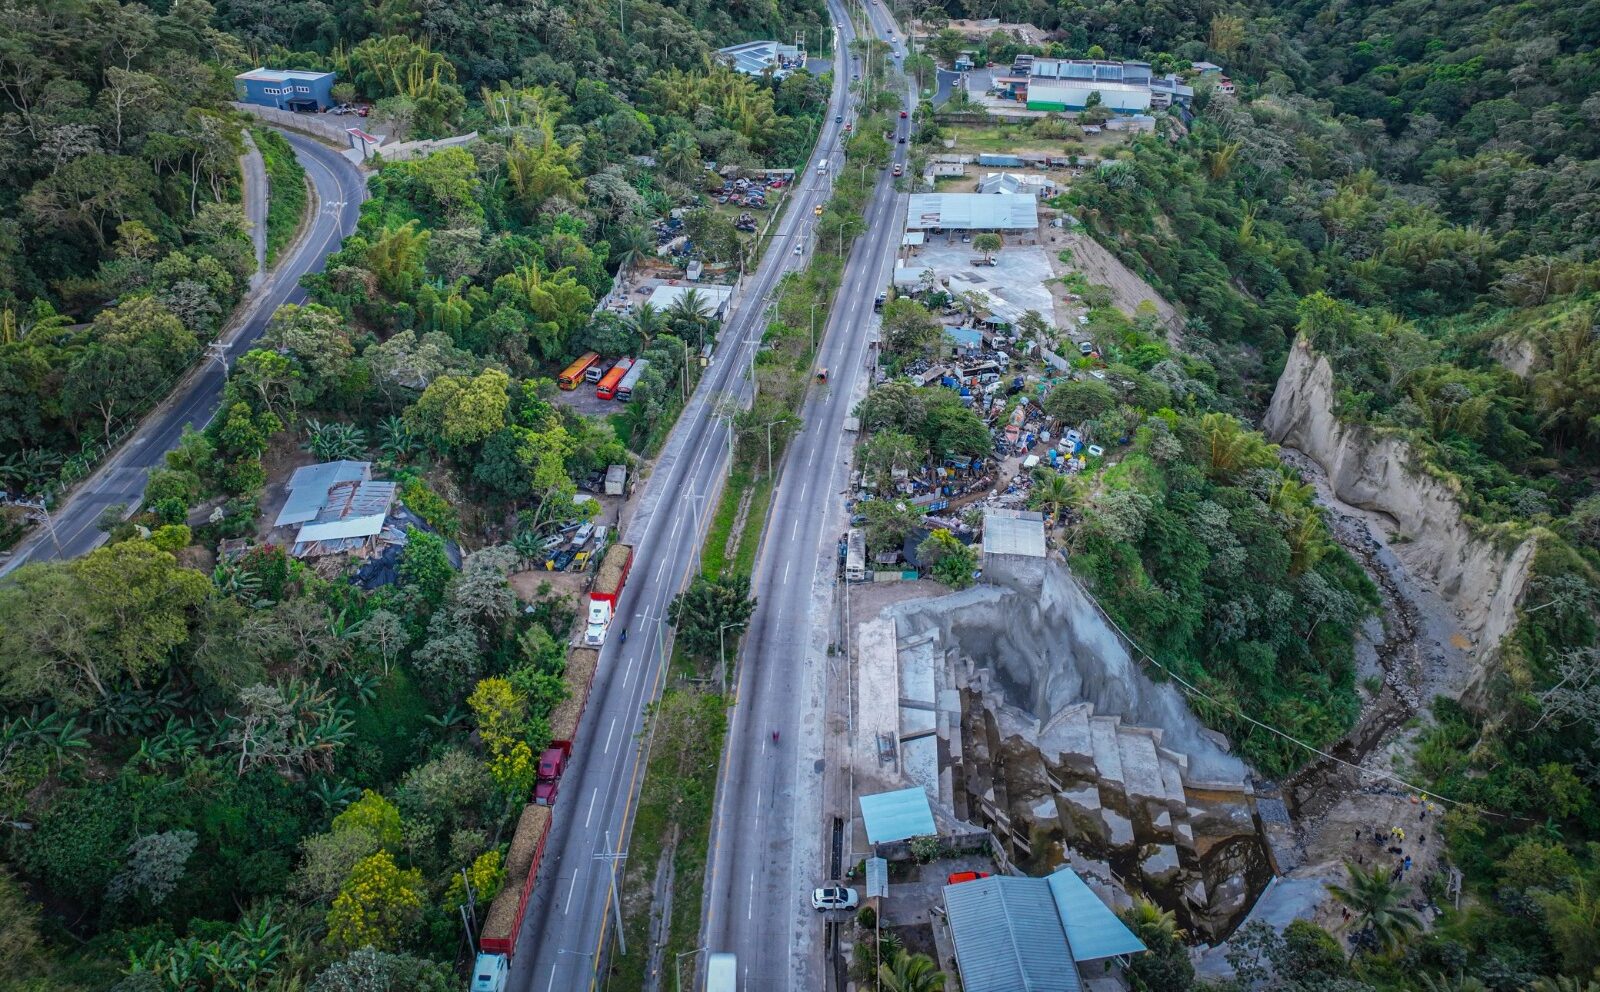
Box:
1;132;366;573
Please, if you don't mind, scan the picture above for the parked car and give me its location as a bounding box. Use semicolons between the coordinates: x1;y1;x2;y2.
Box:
1078;341;1094;355
811;885;859;911
550;549;577;571
572;522;595;547
947;871;992;885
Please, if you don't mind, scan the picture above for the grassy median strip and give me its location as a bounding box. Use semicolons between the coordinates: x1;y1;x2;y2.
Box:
251;128;308;267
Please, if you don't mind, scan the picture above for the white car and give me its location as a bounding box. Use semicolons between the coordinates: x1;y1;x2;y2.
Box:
812;885;859;912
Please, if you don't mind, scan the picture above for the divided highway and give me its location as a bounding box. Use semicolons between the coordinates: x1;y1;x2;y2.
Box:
510;13;864;991
0;133;366;573
699;0;915;988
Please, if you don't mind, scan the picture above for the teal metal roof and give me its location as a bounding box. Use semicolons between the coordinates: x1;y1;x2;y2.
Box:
941;869;1147;991
943;877;1080;992
1047;868;1148;962
859;788;935;844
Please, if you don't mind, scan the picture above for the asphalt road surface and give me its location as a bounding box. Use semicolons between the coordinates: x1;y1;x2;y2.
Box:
699;1;914;988
0;132;366;574
509;10;862;992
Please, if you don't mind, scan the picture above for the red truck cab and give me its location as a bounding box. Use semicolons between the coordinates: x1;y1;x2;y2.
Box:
534;741;573;805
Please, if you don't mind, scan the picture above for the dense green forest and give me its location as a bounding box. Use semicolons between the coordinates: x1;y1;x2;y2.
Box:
0;0;829;984
0;0;828;505
914;0;1600;985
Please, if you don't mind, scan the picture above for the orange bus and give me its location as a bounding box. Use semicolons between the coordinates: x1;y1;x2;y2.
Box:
595;357;634;400
558;352;601;390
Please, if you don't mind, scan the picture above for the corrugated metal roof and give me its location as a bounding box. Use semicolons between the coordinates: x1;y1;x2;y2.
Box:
906;193;1038;231
983;508;1046;557
944;876;1081;992
1047;868;1147;962
295;513;386;543
275;461;371;527
859;788;935;844
865;857;889;898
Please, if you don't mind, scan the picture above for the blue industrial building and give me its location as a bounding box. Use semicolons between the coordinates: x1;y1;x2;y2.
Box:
234;68;337;111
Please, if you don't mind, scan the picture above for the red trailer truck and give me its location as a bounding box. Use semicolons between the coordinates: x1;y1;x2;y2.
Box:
584;544;634;646
534;646;599;806
473;803;553;988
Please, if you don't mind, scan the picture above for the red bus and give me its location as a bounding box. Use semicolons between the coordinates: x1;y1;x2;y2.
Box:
595;357;634;400
558;352;601;390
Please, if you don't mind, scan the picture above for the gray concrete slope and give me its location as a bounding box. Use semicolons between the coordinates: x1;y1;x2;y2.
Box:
700;1;914;988
2;132;365;572
509;19;860;992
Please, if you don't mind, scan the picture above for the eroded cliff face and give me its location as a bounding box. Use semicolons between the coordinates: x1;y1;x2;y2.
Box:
1263;337;1536;687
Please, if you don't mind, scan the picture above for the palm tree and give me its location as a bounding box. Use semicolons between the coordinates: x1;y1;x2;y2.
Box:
627;301;664;349
1028;468;1077;527
1329;860;1422;954
877;946;945;992
668;288;714;347
659;131;701;181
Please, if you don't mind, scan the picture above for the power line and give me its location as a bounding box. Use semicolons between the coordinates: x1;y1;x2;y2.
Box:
1074;575;1525;819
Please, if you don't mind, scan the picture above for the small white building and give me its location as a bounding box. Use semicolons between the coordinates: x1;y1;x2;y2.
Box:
976;172;1057;198
982;508;1046;583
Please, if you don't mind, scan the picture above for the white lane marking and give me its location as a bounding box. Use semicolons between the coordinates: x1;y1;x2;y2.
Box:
604;717;620;754
783;560;790;583
546;966;559;992
585;787;601;829
564;870;580;914
748;872;756;919
791;517;800;539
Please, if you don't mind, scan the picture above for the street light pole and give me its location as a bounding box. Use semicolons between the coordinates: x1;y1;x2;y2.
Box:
597;831;629;954
674;947;707;992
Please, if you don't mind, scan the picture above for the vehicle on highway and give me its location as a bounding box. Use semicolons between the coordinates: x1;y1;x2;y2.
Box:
816;368;828;382
947;870;992;884
892;164;903;177
814;204;824;216
795;244;804;255
874;292;887;311
899;109;908;118
534;741;571;805
474;804;552;984
585;543;634;645
471;951;509;992
706;953;738;992
898;135;906;143
812;885;859;911
835;115;842;122
817;160;829;175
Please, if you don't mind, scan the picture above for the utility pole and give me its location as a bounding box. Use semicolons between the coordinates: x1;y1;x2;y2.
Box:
3;495;60;551
596;831;629;955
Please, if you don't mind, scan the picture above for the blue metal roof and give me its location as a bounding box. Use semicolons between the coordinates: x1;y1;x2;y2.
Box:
941;869;1147;991
944;877;1081;992
1047;868;1148;963
859;788;935;843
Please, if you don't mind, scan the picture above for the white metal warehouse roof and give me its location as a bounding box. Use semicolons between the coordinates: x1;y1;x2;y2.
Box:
906;193;1038;231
